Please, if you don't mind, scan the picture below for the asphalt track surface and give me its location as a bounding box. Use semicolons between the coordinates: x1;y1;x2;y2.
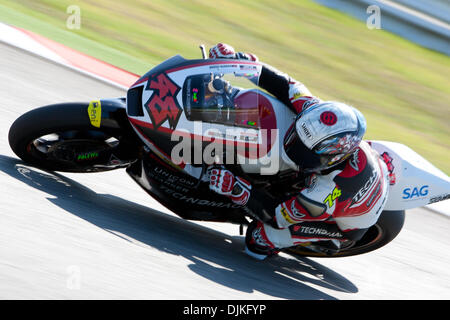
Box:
1;43;449;300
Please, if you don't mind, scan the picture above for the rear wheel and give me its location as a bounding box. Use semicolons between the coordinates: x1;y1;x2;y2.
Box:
284;210;405;258
8;103;138;172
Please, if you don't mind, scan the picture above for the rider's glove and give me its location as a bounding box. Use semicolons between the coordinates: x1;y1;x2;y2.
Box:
208;167;252;205
209;43;236;59
209;43;258;62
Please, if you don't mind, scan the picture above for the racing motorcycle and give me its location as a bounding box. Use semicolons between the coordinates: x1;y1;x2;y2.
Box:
8;47;450;258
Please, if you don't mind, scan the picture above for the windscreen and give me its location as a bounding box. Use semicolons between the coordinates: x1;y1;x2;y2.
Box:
182;65;261;129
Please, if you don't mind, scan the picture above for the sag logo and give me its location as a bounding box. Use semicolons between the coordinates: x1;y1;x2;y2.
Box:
145;73;182;130
402;185;429;200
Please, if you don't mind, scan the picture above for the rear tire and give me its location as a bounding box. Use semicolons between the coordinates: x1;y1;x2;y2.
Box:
284;210;405;258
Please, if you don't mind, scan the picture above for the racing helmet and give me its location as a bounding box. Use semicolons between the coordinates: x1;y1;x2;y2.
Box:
283;101;367;173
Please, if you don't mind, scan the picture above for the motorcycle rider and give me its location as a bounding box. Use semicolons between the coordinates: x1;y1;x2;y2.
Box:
208;43;390;259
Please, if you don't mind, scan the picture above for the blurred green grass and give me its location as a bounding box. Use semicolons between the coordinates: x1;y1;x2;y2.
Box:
1;0;449;174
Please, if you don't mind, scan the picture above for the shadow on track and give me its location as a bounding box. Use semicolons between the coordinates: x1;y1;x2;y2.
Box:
0;155;358;299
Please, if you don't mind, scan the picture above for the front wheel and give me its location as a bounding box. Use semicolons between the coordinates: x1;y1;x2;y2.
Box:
283;210;405;258
8;103;139;172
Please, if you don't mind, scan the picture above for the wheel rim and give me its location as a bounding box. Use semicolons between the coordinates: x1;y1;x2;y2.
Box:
25;130;118;170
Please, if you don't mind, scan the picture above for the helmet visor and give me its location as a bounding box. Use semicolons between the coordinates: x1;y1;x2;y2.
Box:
284;124;349;173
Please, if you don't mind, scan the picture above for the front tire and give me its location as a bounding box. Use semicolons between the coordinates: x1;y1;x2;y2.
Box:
9;103;135;172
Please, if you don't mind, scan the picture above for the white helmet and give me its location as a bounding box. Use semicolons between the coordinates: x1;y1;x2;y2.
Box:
283;101;367;173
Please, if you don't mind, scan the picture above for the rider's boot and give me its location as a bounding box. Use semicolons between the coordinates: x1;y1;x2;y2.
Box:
244;220;280;260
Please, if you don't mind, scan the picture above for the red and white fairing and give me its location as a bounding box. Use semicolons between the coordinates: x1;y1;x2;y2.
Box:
126;56;296;177
125;55;450;217
369;140;450;211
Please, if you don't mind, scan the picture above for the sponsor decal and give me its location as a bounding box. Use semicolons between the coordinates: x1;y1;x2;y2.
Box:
429;193;450;204
323;186;342;208
153;166;195;187
320;111;337;126
147;165;195;193
87;100;101;128
366;181;381;207
349;149;360;171
239;64;258;71
350;167;378;206
292;225;343;239
205;128;259;143
159;185;241;208
301;122;312;139
402;185;429;200
209;64;238;70
145;73;182;130
381;152;396;185
76;152;99;161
